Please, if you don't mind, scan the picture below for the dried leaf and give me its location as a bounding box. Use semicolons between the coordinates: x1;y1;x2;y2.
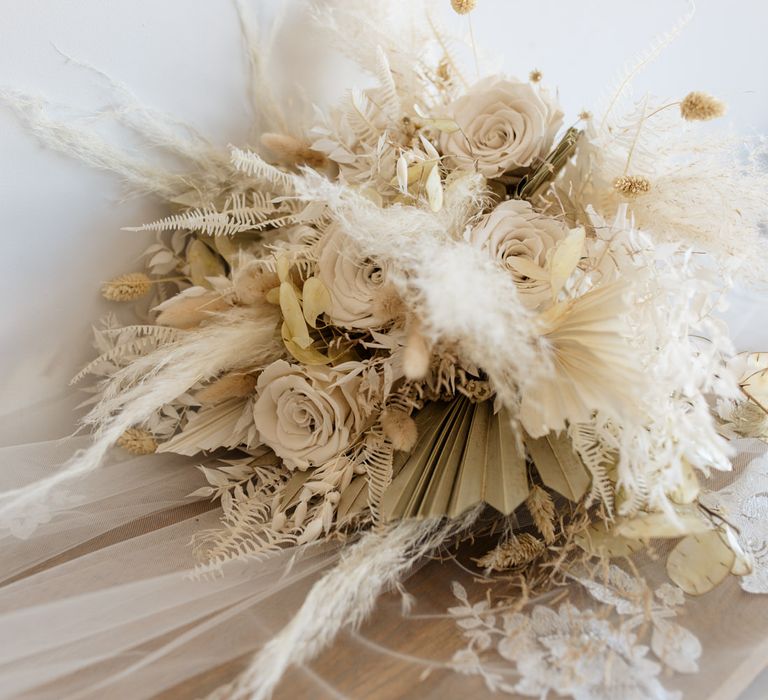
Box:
615;507;711;540
549;226;585;299
187;239;225;288
575;522;646;558
396;153;409;194
281;323;335;365
425;164;443;212
302;277;332;328
279;282;312;349
525;432;590;502
666;529;735;595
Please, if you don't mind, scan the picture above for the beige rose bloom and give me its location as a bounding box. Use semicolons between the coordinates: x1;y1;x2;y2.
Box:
440;76;563;178
468;199;567;308
316;224;389;329
253;360;363;470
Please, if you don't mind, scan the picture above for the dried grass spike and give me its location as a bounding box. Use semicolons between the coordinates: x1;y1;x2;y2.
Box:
474;533;544;571
117;427;157;455
527;484;556;544
613;175;651;198
102;272;151;302
450;0;476;14
680;91;726;121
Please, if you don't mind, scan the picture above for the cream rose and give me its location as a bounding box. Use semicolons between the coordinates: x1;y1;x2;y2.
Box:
468;199;567;308
253;360;363;470
316;224;389;329
440;76;563;179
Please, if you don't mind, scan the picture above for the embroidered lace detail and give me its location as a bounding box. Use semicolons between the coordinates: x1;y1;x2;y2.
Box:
700;452;768;594
448;565;701;700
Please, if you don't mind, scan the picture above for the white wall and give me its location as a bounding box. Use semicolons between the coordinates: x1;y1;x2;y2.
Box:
1;0;767;439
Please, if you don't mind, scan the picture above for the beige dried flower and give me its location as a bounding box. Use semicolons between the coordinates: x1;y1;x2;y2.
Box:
680;91;726;121
613;175;651;198
529;69;543;83
197;372;258;405
527;484;556;544
261;132;327;169
474;533;544;571
381;408;418;452
117;427;157;455
450;0;476;14
578;110;592;122
102;272;151;302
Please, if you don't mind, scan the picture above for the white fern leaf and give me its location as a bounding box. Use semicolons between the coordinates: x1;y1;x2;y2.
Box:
230;146;295;190
344;89;380;143
373;47;401;119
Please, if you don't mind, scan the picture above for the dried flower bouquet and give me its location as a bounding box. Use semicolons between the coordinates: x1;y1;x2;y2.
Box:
3;1;768;697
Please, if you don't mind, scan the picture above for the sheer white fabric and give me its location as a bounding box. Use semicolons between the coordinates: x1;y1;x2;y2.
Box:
1;279;767;698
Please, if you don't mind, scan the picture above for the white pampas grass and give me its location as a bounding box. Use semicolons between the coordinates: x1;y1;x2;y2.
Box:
0;306;281;526
292;170;551;421
211;506;482;700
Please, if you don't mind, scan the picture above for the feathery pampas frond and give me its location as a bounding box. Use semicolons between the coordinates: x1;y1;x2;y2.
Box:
292;170;551;425
0;306;282;525
210;506;482;700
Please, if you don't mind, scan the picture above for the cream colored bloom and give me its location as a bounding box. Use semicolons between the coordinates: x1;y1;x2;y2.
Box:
468;199;567;308
253;360;363;469
316;224;390;329
440;76;563;178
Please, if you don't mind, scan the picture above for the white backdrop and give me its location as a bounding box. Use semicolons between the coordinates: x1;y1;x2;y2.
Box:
2;0;767;441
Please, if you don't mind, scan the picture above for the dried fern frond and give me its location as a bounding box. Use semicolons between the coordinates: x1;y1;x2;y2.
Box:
193;467;295;568
230;146;296;190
